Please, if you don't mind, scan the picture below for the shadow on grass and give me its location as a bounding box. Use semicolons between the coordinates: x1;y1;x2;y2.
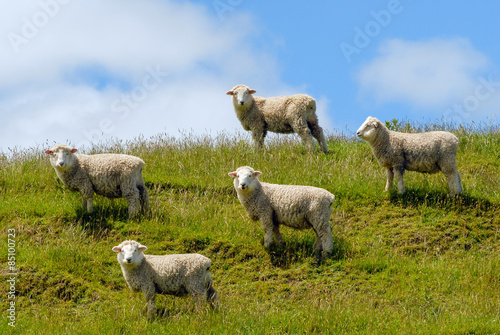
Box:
71;205;133;236
389;189;494;211
268;235;349;268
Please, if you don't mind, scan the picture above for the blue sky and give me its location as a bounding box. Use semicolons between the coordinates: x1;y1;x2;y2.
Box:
1;0;499;151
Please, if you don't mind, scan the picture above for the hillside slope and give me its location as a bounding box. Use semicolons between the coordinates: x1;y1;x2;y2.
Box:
1;125;499;334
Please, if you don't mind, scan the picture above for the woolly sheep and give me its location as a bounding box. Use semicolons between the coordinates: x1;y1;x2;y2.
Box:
356;116;463;195
112;240;218;318
228;166;335;257
45;144;149;217
226;84;328;153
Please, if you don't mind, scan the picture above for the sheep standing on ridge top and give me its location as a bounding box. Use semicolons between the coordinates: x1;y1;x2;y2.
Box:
229;166;335;257
356;116;463;195
112;240;218;319
226;84;328;153
45;144;149;217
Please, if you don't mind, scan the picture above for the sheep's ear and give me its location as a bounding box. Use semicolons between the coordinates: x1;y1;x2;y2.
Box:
254;171;262;178
249;89;256;94
226;90;234;95
228;171;237;178
45;150;53;154
71;148;77;153
112;246;121;253
372;122;378;128
138;245;147;252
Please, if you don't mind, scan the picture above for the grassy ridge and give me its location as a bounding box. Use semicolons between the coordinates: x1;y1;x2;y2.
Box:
0;125;499;334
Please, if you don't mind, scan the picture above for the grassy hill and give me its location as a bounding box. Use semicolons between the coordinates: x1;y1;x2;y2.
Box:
1;122;499;334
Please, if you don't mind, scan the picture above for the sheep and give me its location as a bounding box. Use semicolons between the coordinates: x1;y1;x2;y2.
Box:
45;144;149;217
356;116;463;195
112;240;218;318
226;84;328;153
228;166;335;257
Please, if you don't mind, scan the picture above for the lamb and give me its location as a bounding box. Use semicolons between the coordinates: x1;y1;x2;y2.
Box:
228;166;335;257
356;116;463;195
112;240;218;318
226;84;328;153
45;144;149;217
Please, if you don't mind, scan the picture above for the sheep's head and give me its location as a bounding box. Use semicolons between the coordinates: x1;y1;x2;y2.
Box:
112;240;147;267
226;85;256;108
228;166;262;193
356;116;381;142
45;144;78;170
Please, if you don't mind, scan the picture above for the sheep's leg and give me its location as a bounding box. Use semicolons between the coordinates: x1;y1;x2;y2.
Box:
81;191;93;213
207;286;218;308
312;222;333;257
319;226;334;257
143;290;156;319
272;225;284;245
309;122;328;153
385;168;394;192
443;168;463;196
312;234;322;253
260;214;275;248
138;183;150;212
252;129;266;150
393;167;405;194
122;184;141;218
296;128;316;152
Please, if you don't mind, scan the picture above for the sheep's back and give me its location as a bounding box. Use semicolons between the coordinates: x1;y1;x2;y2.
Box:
77;154;145;197
261;182;334;228
254;95;315;133
390;131;459;173
145;254;210;283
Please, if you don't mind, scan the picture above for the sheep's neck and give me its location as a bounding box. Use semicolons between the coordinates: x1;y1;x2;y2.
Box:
371;128;390;149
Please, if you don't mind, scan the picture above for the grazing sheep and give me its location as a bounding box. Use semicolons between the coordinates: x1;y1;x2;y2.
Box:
112;240;218;318
45;144;149;217
226;85;328;153
228;166;335;257
356;116;463;195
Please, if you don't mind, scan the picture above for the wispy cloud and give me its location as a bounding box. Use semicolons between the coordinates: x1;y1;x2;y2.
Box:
0;0;292;151
356;38;494;110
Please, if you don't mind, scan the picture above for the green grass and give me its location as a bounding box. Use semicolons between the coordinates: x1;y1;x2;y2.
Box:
1;124;499;334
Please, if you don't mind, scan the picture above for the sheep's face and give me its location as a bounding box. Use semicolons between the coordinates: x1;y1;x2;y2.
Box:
45;145;77;170
112;241;147;268
356;117;380;142
226;85;256;109
228;167;262;193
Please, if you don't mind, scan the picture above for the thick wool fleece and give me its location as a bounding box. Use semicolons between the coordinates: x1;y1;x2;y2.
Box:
46;144;149;216
231;166;334;256
113;240;217;318
228;85;328;152
357;116;463;195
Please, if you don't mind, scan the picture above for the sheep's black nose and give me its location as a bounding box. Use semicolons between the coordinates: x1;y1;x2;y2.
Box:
58;162;65;167
239;101;244;106
126;258;132;263
240;184;247;190
356;131;361;136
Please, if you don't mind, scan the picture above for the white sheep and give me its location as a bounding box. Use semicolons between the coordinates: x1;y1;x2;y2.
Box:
356;116;463;195
112;240;218;318
226;84;328;153
45;144;149;217
228;166;335;257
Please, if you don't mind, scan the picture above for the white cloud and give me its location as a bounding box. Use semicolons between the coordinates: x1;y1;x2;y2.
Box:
356;38;493;109
0;0;290;152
